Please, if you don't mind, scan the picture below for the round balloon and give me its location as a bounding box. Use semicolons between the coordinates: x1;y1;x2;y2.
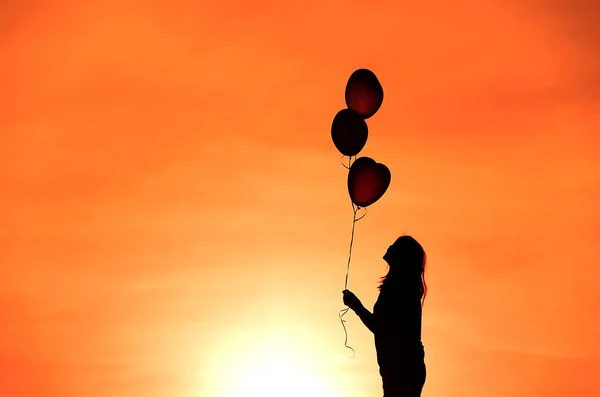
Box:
347;157;391;207
331;108;368;157
345;69;384;119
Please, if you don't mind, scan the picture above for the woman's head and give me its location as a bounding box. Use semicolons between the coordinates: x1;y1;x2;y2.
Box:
379;235;428;304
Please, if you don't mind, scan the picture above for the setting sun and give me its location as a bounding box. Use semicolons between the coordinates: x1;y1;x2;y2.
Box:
223;357;341;397
204;328;348;397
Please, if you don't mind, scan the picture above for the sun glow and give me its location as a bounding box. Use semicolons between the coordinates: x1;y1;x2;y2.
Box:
226;357;340;397
207;329;347;397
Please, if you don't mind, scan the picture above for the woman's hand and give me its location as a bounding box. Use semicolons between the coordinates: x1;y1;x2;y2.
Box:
342;290;364;312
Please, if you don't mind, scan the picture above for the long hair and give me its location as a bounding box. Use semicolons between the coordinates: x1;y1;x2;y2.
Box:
378;235;428;306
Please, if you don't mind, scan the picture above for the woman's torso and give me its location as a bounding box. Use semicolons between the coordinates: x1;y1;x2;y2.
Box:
373;283;424;364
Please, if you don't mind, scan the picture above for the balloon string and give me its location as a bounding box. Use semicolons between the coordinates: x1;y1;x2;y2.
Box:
344;205;358;290
339;195;367;358
340;154;354;169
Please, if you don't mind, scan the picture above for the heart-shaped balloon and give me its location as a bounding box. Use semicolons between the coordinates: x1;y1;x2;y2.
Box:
331;108;368;157
345;69;384;119
347;157;391;207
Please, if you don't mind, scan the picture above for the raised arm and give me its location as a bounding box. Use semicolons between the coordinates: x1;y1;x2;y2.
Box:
343;290;380;334
354;305;377;334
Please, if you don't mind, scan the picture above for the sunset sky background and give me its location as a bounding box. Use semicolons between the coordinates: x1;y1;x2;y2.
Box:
2;1;599;396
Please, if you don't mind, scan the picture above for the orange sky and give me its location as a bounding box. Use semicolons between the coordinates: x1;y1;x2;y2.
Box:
2;1;599;396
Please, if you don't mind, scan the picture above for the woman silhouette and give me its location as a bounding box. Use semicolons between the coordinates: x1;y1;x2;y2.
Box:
343;235;427;397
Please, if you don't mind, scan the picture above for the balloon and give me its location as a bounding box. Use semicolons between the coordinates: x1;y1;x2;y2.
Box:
345;69;384;119
331;109;368;157
347;157;391;207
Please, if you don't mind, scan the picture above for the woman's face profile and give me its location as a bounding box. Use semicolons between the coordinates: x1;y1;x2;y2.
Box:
383;243;397;262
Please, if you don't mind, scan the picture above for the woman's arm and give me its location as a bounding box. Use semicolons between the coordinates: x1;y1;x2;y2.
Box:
354;305;377;334
343;290;380;334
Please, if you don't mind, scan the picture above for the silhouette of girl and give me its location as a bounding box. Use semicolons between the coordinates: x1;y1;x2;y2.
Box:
343;235;427;397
